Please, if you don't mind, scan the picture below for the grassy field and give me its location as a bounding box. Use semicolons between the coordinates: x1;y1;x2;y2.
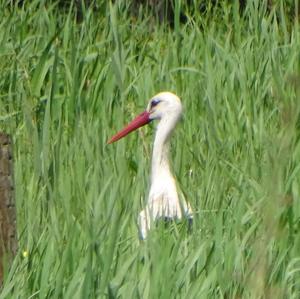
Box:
1;0;300;298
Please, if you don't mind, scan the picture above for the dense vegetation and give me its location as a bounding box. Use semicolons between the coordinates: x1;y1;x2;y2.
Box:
0;0;300;298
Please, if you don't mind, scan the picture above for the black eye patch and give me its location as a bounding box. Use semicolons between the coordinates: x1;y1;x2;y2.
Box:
150;99;161;108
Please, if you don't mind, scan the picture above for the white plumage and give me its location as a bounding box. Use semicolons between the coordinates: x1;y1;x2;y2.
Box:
108;92;193;239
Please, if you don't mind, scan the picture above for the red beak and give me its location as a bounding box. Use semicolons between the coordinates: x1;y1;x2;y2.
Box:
107;111;152;144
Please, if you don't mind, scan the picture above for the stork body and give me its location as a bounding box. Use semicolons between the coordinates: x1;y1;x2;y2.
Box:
108;92;193;239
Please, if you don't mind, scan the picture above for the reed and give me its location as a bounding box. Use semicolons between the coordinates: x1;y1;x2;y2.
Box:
0;1;299;298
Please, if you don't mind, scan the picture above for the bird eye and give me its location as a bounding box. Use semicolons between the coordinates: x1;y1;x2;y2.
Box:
150;99;160;108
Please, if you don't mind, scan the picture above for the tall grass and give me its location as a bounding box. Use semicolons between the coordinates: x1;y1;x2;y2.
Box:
0;0;300;298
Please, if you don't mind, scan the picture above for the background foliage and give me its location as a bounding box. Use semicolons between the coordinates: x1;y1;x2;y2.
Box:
0;0;300;298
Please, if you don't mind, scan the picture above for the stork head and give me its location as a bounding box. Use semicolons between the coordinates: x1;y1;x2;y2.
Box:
146;92;182;121
108;91;182;144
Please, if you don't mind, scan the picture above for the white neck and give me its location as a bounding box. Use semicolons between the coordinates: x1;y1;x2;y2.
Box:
151;116;178;182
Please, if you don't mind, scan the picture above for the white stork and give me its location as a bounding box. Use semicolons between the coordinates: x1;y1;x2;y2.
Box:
108;92;193;239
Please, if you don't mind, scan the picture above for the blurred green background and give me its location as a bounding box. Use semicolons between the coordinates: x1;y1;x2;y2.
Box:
0;0;300;298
